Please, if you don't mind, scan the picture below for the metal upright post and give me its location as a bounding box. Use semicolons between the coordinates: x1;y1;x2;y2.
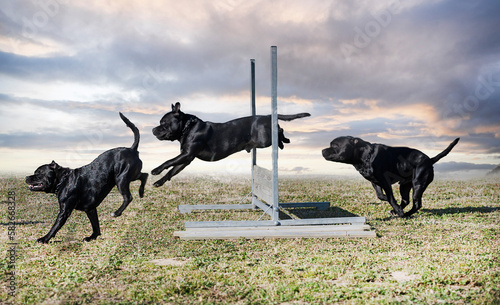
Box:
270;46;279;224
250;59;257;209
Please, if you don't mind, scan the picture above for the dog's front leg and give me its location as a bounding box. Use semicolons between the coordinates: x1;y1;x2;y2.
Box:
83;208;101;242
152;143;200;186
151;152;193;175
378;181;404;217
151;159;173;176
37;208;73;243
399;183;412;210
372;183;388;201
153;162;192;187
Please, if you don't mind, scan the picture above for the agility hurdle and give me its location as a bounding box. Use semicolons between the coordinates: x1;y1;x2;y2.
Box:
175;46;375;239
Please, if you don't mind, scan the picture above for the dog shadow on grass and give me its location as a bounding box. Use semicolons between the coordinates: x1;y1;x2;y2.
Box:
421;206;500;216
370;206;500;222
0;220;44;226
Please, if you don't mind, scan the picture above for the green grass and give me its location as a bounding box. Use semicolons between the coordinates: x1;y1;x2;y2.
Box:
1;176;499;304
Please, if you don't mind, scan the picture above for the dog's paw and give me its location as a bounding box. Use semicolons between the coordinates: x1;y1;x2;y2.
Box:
83;233;100;242
151;167;163;175
389;209;404;217
36;237;49;244
111;211;122;217
153;180;164;188
403;211;415;218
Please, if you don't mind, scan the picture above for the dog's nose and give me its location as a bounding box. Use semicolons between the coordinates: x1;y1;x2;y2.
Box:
321;149;328;158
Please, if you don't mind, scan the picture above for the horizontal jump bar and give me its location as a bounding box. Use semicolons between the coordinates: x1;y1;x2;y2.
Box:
178;204;255;214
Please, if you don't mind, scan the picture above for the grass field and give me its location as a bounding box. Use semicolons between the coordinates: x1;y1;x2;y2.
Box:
1;175;499;304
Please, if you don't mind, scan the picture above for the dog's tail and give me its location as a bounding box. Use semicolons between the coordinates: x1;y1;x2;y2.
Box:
119;112;140;151
431;138;460;164
277;113;311;121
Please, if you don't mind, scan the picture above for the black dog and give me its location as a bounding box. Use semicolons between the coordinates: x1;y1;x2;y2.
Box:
25;113;148;243
151;102;310;187
322;136;459;217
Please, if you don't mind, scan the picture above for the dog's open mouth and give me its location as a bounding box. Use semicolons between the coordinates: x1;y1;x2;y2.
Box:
28;183;44;191
154;133;172;141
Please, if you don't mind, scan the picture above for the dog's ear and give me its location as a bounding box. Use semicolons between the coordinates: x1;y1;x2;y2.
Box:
49;161;59;170
352;138;366;147
172;102;181;113
350;137;361;146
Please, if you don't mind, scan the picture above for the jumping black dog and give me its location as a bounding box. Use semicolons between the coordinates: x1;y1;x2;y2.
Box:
151;102;310;187
25;113;148;243
322;136;459;217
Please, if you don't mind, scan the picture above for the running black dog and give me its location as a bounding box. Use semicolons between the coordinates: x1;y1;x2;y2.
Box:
25;113;148;243
151;102;310;187
322;137;459;217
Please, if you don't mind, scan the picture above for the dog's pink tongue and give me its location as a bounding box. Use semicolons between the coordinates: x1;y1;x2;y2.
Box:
28;184;41;190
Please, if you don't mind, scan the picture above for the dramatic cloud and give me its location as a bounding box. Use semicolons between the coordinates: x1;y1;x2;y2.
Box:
1;0;499;177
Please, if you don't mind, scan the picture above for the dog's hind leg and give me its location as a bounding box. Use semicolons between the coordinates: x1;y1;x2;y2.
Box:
404;184;427;217
112;179;133;217
138;173;148;198
404;167;433;217
84;208;101;242
277;126;290;149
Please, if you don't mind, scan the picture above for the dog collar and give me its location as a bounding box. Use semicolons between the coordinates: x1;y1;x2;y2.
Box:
362;145;374;165
54;169;72;194
354;145;375;178
179;116;197;142
182;117;197;134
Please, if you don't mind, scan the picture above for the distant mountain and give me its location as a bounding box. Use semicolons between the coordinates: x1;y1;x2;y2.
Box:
486;165;500;176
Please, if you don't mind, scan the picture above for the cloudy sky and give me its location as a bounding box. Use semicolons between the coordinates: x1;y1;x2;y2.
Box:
1;0;499;180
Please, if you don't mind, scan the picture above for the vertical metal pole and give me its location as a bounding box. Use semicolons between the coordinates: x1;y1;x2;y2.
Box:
270;46;279;224
250;59;257;209
251;59;256;117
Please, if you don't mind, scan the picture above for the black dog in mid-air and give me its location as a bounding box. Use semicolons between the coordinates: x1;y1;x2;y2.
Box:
25;113;148;243
322;136;459;217
151;102;310;187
